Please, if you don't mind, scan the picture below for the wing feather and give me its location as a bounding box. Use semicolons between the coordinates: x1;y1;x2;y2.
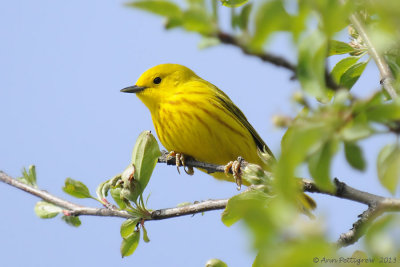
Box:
212;86;275;159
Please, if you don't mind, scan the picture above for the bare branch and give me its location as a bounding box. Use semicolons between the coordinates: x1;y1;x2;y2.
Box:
302;178;385;206
337;198;400;247
215;31;340;90
0;170;225;220
349;13;398;99
0;171;131;218
337;205;381;247
3;153;400;247
159;152;400;247
159;152;388;207
216;31;296;72
151;199;228;220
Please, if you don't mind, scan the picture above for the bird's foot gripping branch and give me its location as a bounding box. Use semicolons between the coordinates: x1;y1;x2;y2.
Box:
3;130;400;260
0;130;280;258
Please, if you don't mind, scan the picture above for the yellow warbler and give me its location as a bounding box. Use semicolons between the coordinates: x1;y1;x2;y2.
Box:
121;64;315;208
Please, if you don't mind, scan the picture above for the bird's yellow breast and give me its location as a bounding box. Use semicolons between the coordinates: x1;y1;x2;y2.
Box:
149;84;264;169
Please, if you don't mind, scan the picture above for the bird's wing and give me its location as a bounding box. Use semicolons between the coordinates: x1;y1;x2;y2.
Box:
212;86;275;159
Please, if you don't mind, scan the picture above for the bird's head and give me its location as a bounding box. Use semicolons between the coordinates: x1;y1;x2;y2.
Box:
121;64;198;111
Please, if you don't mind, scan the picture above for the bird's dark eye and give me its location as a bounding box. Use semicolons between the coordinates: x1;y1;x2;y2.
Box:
153;77;162;84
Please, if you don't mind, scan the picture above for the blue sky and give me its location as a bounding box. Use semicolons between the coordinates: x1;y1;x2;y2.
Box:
0;1;396;266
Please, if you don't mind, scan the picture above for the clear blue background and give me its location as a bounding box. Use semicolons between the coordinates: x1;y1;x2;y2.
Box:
0;1;395;266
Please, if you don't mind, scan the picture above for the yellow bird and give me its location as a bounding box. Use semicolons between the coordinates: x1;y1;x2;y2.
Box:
121;64;314;208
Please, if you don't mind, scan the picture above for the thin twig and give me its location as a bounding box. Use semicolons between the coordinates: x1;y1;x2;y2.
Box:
0;170;225;220
349;13;398;99
159;152;400;247
216;31;296;71
151;199;228;220
336;198;400;247
302;178;385;206
2;153;400;248
215;31;340;90
159;152;387;207
336;205;379;247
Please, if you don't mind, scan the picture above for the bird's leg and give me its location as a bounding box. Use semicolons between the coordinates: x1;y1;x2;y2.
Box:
167;151;194;175
184;165;194;175
224;157;244;190
167;151;182;174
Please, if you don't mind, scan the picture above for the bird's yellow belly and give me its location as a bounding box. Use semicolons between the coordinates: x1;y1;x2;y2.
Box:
152;98;262;167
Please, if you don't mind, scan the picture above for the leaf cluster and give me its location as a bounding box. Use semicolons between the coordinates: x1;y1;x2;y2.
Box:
31;131;160;257
126;0;400;265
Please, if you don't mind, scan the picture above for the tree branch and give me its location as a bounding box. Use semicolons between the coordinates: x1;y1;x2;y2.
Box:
158;152;400;247
337;205;380;247
2;153;400;248
0;170;226;220
349;13;398;99
216;31;296;72
158;152;387;207
215;31;340;90
151;199;228;220
301;178;385;206
336;197;400;247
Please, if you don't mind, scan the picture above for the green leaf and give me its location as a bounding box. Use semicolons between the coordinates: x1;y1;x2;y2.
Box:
237;3;252;31
290;3;311;41
315;0;354;36
126;1;182;19
220;0;248;7
96;180;110;201
96;174;123;205
61;215;81;227
221;190;271;227
205;258;228;267
344;142;366;171
34;201;62;219
328;40;355;56
250;0;292;50
63;178;92;199
278;119;328;200
363;91;386;109
297;30;329;101
198;37;220;50
124;131;161;202
253;235;335;267
365;215;396;255
121;218;139;238
18;165;37;187
331;56;360;83
339;61;368;89
142;225;150;243
182;8;215;35
111;187;127;209
186;0;206;8
307;140;337;191
121;231;140;257
377;144;400;194
385;54;400;80
340;115;373;142
365;100;400;122
165;17;183;29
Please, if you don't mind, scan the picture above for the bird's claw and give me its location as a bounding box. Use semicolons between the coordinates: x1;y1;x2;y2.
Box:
168;151;194;175
224;157;243;190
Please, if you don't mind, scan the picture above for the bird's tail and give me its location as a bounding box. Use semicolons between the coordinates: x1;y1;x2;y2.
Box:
298;193;317;218
302;193;317;209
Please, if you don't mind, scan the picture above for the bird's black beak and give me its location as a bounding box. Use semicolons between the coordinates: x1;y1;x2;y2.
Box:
120;85;147;93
